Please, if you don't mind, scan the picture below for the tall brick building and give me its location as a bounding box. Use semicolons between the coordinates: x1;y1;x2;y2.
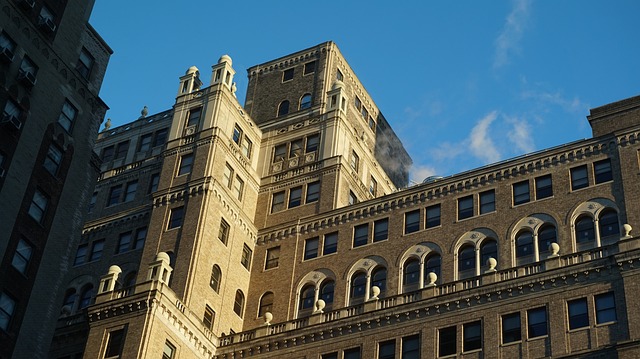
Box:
0;0;111;358
52;42;640;358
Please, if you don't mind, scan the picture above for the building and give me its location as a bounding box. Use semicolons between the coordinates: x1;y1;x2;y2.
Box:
52;41;640;358
0;0;111;358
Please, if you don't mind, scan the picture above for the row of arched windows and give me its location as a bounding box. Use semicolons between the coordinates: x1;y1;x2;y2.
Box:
277;94;312;117
210;264;245;318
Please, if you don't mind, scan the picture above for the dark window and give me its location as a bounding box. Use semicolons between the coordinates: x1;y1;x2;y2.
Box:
458;245;475;278
114;141;129;160
405;210;420;234
599;209;620;238
535;175;553;199
104;328;126;358
203;305;215;330
11;238;33;274
77;48;94;79
516;231;534;264
43;144;63;176
502;312;521;343
513;180;530;205
348;190;358;205
426;204;441;228
168;207;184;229
134;227;147;250
218;218;229;245
344;347;361;359
373;218;389;242
3;99;22;124
271;191;285;212
361;107;369;120
277;100;290;116
425;254;442;285
18;56;38;86
153;128;168;147
306;134;319;152
163;341;176;359
369;176;378;196
124;180;137;202
299;285;315;312
241;137;252;158
567;298;589;330
79;285;94;308
148;173;160;193
210;265;221;292
337;69;344;81
575;216;595;249
73;244;87;266
0;32;17;61
527;307;548;338
233;290;244;317
480;240;497;268
258;292;274;317
117;232;132;253
38;5;56;32
595;292;617;324
353;224;368;247
570;165;589;190
300;94;312;109
350;151;359;172
138;133;152;152
320;280;335;306
107;185;122;206
265;246;280;269
232;125;243;145
306;181;320;203
304;61;316;75
178;153;194;176
402;334;420;359
479;190;495;214
369;116;376;131
101;146;114;162
28;189;48;223
241;244;252;269
378;339;395;359
537;225;557;257
290;139;303;158
89;239;104;261
438;325;456;357
234;175;243;200
187;107;202;127
354;96;362;110
463;320;482;352
403;258;420;292
594;159;613;184
304;237;319;260
289;186;302;208
323;232;338;255
282;68;294;82
372;266;387;295
458;195;473;220
350;272;367;303
273;144;286;162
322;353;338;359
58;100;78;133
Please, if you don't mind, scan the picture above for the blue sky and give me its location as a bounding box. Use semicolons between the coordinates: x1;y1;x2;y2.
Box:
90;0;639;184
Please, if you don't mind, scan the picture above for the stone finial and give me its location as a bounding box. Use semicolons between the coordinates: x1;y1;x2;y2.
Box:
314;299;326;314
139;106;149;119
623;223;633;237
426;272;438;286
107;265;122;275
218;54;232;65
549;242;560;257
486;257;497;272
263;312;273;325
370;286;380;300
102;118;111;132
231;82;237;97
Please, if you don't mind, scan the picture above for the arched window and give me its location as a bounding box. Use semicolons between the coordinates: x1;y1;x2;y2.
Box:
79;285;95;309
277;100;290;117
299;284;315;312
299;94;312;110
320;280;334;310
515;231;534;265
371;267;387;296
403;258;420;293
538;225;557;258
258;292;274;318
62;289;77;312
458;245;475;279
575;215;595;251
480;239;497;269
350;272;367;305
210;265;222;293
233;290;245;317
123;271;137;296
424;253;441;285
599;209;620;240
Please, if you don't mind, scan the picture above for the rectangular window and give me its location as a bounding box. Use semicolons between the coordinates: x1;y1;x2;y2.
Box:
438;325;456;357
369;117;376;131
479;190;495;214
350;151;359;172
203;305;215;330
138;133;152;152
233;176;244;200
337;69;343;81
282;68;294;82
304;237;319;260
502;312;521;344
163;340;175;359
73;244;87;266
594;159;613;184
104;328;126;358
186;107;201;127
348;190;358;205
153;128;168;147
290;139;303;158
3;99;22;126
19;56;38;86
378;339;395;359
0;292;16;331
405;210;420;234
273;144;287;162
271;191;285;213
323;232;338;255
218;218;229;245
241;244;252;269
535;174;553;200
344;347;361;359
101;146;114;162
306;134;319;152
134;227;147;250
361;107;369;120
527;307;548;338
265;246;280;269
178;153;194;176
168;206;184;229
89;239;104;261
124;180;138;202
289;186;302;208
28;189;48;223
306;181;320;203
458;195;473;220
11;238;33;274
107;185;122;206
373;218;389;242
513;180;530;205
241;137;252;158
232;124;243;145
402;334;420;359
595;292;617;324
117;232;132;253
148;173;160;193
223;163;233;188
114;141;129;160
369;176;378;196
353;224;368;247
43;144;63;175
354;96;362;110
463;320;482;352
0;32;16;61
322;353;338;359
570;165;589;190
426;204;441;228
304;61;316;75
77;48;94;79
567;298;589;330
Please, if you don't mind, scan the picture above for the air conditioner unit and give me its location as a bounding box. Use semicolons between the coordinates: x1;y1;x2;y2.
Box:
17;70;36;87
0;47;14;62
2;113;22;130
39;18;56;32
21;0;35;9
0;168;5;178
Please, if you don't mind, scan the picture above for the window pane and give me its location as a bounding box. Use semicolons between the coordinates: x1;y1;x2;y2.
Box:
323;232;338;255
527;307;548;338
426;204;441;228
438;326;456;357
304;238;319;260
535;175;553;199
289;186;302;208
373;218;388;242
353;224;368;247
594;159;612;184
513;181;530;205
595;292;616;324
502;312;521;343
463;320;482;351
378;340;395;359
479;190;495;214
405;210;420;234
571;165;589;190
568;298;589;330
402;334;420;359
458;195;473;219
306;181;320;203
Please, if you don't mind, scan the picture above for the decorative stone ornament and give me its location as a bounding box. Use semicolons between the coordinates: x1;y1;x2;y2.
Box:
370;286;380;300
314;299;326;314
486;257;497;272
426;272;438;286
263;312;273;325
549;243;560;257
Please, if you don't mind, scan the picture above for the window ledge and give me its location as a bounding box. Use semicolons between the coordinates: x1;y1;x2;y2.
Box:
526;335;548;342
595;321;617;327
567;326;590;333
500;340;522;347
461;348;483;354
512;201;531;208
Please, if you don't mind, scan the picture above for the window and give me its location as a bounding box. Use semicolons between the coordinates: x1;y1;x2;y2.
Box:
138;133;152;152
426;204;441;228
289;186;302;208
124;181;137;202
77;48;94;79
233;290;245;317
233;176;244;200
458;195;473;220
203;305;215;330
570;165;589;190
290;139;303;158
438;326;456;357
3;99;22;125
350;272;367;304
350;151;359;172
232;124;243;145
241;137;252;158
323;353;338;359
304;61;316;75
575;215;595;249
595;292;616;324
277;100;290;116
38;5;56;31
271;191;285;213
241;244;252;269
73;244;87;266
104;328;126;358
337;69;344;81
134;227;147;250
320;280;335;307
101;146;115;162
258;292;274;317
480;240;497;269
535;175;553;199
353;224;368;247
537;225;556;257
599;209;620;238
210;265;221;292
28;190;48;223
218;218;229;245
306;181;320;203
117;232;132;254
265;246;280;269
513;180;530;205
527;307;548;338
458;245;475;279
79;285;94;309
304;237;319;260
354;96;362;110
19;56;38;86
502;312;521;343
148;173;160;193
167;207;184;230
348;191;358;205
402;334;420;359
567;298;589;330
300;94;312;109
479;190;495;214
405;210;420;234
361;107;369;120
0;32;16;61
344;348;361;359
186;107;202;127
299;285;315;313
595;159;613;184
323;232;338;255
114;141;129;160
403;258;420;292
43;144;63;175
515;231;534;265
369;176;378;196
178;153;194;176
463;320;482;352
11;238;33;274
306;134;319;152
163;340;176;359
373;218;389;242
153;128;168;147
369;116;376;131
89;239;104;261
378;340;395;359
282;68;294;82
425;254;442;285
273;144;287;162
372;267;387;295
223;163;233;188
0;292;16;331
107;185;122;206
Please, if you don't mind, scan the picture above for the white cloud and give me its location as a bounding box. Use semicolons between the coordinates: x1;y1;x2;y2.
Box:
494;0;531;69
521;90;589;114
506;116;535;153
469;111;501;163
409;164;439;185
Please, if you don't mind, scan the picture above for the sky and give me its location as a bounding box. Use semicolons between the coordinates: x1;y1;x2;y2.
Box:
89;0;640;185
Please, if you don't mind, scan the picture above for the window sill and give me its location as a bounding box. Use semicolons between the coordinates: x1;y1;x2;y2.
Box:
534;195;554;202
595;321;617;327
567;326;590;333
462;348;483;354
512;201;531;208
526;335;548;342
478;210;496;217
165;226;181;232
500;340;522;347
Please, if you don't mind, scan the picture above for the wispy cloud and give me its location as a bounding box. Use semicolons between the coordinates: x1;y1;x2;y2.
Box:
410;164;439;184
506;116;535;153
494;0;532;69
521;90;589;114
469;111;501;163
